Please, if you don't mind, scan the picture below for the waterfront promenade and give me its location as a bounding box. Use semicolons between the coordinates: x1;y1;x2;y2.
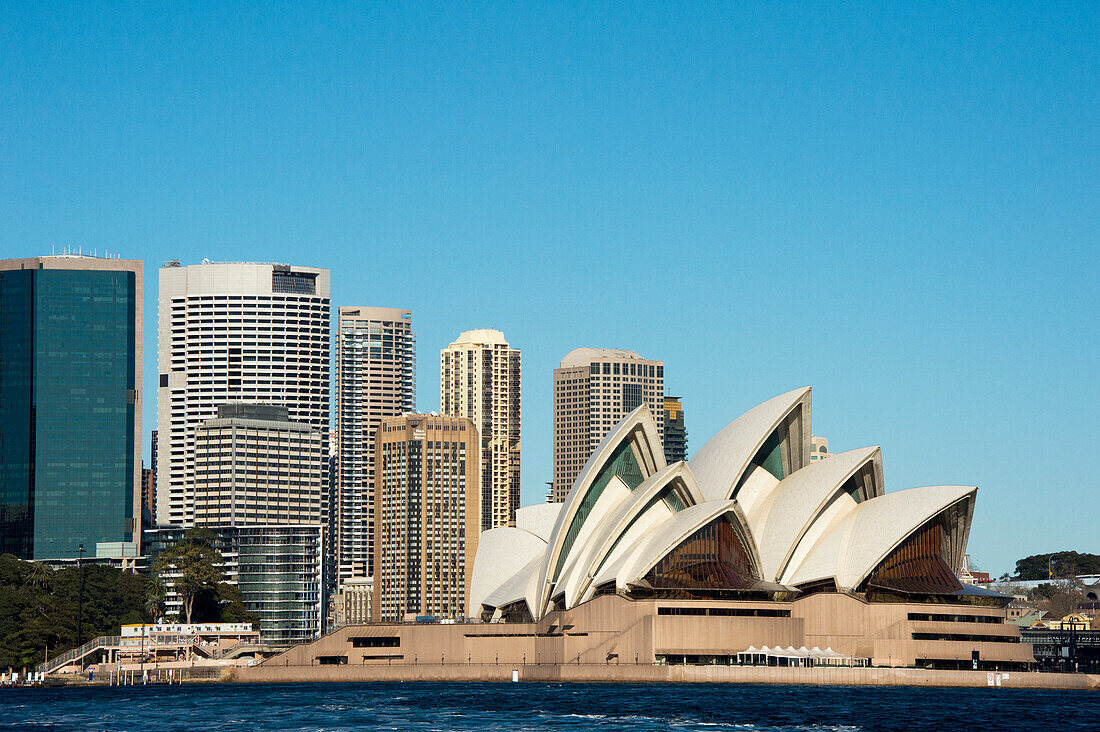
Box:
231;662;1099;690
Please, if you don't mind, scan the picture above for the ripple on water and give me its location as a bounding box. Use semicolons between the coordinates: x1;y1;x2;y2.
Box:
0;682;1096;732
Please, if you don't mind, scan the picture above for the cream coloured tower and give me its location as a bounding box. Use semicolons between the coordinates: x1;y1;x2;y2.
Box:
551;348;664;502
156;262;330;527
193;403;324;526
440;329;520;530
372;414;480;621
335;306;416;581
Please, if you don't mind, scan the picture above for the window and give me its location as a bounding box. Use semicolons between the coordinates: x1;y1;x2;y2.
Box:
272;271;317;294
351;636;400;647
316;655;348;664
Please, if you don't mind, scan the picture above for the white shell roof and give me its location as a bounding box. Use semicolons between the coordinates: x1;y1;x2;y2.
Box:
536;404;665;617
468;387;980;621
516;503;563;542
689;387;811;502
592;500;740;591
482;555;543;611
751;447;882;582
468;527;547;612
786;484;977;590
558;461;703;607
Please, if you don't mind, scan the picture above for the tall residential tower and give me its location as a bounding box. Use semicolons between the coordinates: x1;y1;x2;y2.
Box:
440;329;520;530
335;306;415;581
551;348;664;502
0;255;142;560
372;414;480;622
156;262;330;528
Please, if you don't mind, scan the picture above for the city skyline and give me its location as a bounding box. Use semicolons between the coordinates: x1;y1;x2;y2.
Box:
2;4;1096;576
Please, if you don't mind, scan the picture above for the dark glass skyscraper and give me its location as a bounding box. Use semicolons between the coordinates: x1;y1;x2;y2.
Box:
663;395;688;464
0;256;143;560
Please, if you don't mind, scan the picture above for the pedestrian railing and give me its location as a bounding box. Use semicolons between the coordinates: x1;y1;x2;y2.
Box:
37;634;201;675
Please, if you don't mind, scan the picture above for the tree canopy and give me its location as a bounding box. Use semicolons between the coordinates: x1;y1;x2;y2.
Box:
0;554;150;670
1013;551;1100;581
151;529;256;626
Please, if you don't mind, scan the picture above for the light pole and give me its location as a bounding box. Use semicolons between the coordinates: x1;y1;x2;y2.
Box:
76;544;86;649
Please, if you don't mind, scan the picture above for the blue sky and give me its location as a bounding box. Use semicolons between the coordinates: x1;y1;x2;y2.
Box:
2;3;1096;575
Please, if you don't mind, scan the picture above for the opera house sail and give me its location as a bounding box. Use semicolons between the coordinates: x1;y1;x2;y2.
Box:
271;387;1035;672
472;387;992;619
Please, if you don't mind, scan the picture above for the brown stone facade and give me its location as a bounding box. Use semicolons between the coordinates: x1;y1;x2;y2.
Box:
264;592;1035;672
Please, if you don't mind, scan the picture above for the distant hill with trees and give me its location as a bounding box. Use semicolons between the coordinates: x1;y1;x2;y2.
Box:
1012;551;1100;581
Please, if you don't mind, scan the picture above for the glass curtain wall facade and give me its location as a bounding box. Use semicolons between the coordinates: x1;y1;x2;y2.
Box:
1;260;140;560
144;524;323;644
335;307;416;582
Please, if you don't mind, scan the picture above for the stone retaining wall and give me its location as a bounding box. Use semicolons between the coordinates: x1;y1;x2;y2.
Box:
232;663;1098;690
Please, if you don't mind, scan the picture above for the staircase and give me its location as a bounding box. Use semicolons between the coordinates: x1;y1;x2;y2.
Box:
37;634;201;675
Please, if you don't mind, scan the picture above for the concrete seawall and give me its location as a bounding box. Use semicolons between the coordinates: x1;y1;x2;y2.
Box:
232;663;1098;690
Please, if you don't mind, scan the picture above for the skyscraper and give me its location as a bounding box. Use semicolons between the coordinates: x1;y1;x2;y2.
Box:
192;403;324;526
440;329;520;530
372;414;480;622
663;395;688;464
551;348;664;502
147;429;158;528
0;255;142;560
335;306;415;581
156;262;330;528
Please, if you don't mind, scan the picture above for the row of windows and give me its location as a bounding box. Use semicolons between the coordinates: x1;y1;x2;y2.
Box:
908;612;1003;624
657;607;792;618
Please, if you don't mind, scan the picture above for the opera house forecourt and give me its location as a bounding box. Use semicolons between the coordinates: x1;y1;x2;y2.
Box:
242;387;1045;685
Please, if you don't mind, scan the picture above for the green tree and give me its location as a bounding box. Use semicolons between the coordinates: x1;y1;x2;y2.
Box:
145;578;167;623
152;531;224;624
1029;579;1085;619
24;563;54;591
1013;552;1100;581
0;554;154;669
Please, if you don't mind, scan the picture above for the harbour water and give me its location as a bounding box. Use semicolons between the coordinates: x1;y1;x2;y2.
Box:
1;681;1096;731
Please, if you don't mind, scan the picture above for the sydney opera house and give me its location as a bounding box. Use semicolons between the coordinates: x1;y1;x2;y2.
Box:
272;387;1034;672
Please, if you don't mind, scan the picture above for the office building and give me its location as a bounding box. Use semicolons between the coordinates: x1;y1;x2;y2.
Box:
551;348;663;502
440;329;520;530
142;467;156;529
146;524;323;645
145;430;158;527
372;414;480;622
333;576;372;628
335;307;415;581
0;255;142;560
192;403;324;527
663;395;688;463
156;262;330;528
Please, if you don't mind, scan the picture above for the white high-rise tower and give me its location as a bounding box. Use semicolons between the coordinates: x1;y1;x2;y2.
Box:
156;262;331;528
440;329;521;530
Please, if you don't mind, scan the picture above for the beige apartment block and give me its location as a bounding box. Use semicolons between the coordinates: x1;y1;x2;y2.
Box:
335;306;415;582
193;403;324;526
810;435;830;462
334;576;373;628
156;262;330;528
551;348;664;502
372;414;480;622
440;329;520;530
